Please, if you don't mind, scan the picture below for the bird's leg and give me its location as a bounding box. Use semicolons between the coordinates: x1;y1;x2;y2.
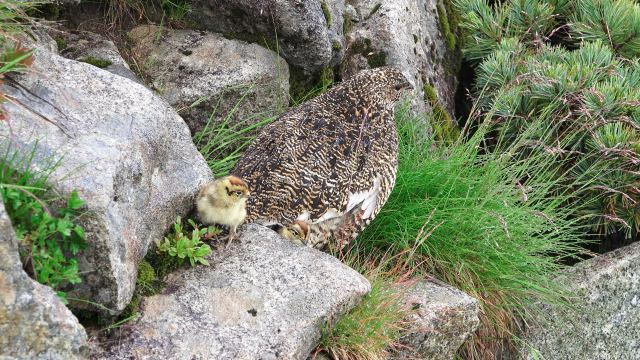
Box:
226;225;237;248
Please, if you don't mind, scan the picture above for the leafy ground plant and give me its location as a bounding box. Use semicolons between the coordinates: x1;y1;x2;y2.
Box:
357;104;593;358
0;143;87;303
155;216;217;267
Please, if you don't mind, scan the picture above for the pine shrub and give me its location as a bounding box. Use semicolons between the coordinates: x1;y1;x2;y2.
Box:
456;0;640;240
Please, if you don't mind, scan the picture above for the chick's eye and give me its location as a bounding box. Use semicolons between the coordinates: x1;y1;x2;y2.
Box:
292;229;299;236
395;84;402;90
235;190;243;196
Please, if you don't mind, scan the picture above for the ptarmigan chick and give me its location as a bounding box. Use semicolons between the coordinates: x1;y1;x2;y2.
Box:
231;66;411;250
196;176;250;247
275;220;309;245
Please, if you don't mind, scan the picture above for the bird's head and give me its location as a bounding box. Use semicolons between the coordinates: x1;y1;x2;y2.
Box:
276;220;309;245
200;175;250;208
351;66;413;108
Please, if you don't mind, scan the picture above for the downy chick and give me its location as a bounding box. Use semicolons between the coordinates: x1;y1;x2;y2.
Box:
196;176;250;247
276;220;309;245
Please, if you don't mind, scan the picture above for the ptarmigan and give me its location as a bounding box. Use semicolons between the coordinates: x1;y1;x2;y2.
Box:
196;175;250;247
231;66;411;250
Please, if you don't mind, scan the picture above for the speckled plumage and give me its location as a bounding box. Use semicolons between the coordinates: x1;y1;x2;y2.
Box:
231;67;411;250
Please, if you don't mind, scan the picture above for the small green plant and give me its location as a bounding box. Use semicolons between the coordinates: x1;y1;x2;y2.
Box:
0;144;87;303
156;217;215;267
0;2;86;303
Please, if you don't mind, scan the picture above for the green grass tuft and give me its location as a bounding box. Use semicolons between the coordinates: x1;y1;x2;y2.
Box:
358;104;593;357
192;89;280;178
317;252;412;360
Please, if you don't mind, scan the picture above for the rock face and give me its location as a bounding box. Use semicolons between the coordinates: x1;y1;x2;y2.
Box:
0;199;88;359
522;242;640;359
1;42;212;312
187;0;345;75
128;25;290;135
393;279;480;360
107;224;371;360
342;0;460;115
50;29;141;84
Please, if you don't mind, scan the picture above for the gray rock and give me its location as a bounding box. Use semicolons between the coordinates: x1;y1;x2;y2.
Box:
0;199;88;359
522;242;640;359
187;0;345;75
49;28;141;84
128;25;289;135
342;0;460;116
392;279;480;360
1;43;212;313
107;224;371;360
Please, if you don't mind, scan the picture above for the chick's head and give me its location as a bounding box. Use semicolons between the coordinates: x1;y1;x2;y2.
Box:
278;220;309;245
200;175;250;208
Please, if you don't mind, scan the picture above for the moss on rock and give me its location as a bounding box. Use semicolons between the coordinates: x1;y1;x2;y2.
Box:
54;36;67;52
79;56;113;69
350;38;388;68
343;14;353;34
321;2;332;27
137;260;156;286
366;3;382;20
437;3;456;51
423;83;460;142
222;32;279;52
289;65;335;104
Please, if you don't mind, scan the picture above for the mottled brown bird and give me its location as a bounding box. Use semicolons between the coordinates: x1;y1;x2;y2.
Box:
231;66;411;250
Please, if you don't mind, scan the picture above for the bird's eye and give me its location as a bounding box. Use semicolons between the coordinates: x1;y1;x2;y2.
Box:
395;84;402;90
235;190;243;196
292;229;299;236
